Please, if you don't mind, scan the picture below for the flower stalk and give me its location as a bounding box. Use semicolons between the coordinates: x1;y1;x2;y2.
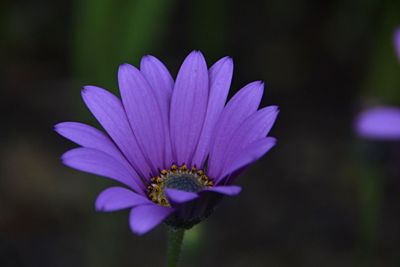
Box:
166;227;185;267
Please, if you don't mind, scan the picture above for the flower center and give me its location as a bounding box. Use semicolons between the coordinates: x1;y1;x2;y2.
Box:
147;164;213;207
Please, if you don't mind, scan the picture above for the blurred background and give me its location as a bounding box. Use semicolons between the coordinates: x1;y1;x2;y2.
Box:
1;0;400;266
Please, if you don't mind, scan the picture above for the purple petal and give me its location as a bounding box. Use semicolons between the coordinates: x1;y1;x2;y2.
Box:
140;55;174;96
62;148;145;194
81;86;152;179
208;81;264;179
95;187;152;212
192;57;233;168
54;122;132;171
140;55;174;166
164;188;199;204
356;106;400;140
204;185;242;196
394;27;400;61
170;51;209;166
129;204;174;235
220;106;279;173
218;137;277;182
118;64;165;171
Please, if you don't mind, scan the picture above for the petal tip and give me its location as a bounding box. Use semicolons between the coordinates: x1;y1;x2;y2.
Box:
81;85;97;98
53;123;62;133
187;50;205;60
269;105;280;113
206;185;242;196
223;55;233;61
140;55;165;71
118;63;141;79
95;201;104;212
141;54;154;61
60;149;77;165
225;56;234;66
129;205;171;236
60;152;68;164
82;85;94;93
118;63;133;73
269;137;278;146
246;80;264;90
140;55;152;66
165;188;199;204
217;56;234;69
249;81;264;96
130;226;150;236
81;87;88;96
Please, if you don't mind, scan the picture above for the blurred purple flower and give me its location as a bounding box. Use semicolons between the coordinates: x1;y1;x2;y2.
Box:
394;27;400;61
355;28;400;141
55;51;278;235
355;106;400;140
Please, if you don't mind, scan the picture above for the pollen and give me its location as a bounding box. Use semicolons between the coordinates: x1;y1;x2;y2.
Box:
147;164;213;207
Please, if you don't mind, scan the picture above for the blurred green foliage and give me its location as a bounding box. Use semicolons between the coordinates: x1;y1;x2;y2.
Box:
365;0;400;103
73;0;175;90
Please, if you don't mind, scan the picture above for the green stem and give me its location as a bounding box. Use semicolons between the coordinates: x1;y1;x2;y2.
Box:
166;227;185;267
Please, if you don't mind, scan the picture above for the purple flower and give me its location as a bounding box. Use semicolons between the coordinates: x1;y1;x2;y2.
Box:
354;28;400;141
355;106;400;140
394;27;400;61
55;51;278;235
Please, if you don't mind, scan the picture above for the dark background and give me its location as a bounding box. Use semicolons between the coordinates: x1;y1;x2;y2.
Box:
1;0;400;266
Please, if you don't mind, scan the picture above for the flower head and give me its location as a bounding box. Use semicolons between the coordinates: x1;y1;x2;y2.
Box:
56;51;278;235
